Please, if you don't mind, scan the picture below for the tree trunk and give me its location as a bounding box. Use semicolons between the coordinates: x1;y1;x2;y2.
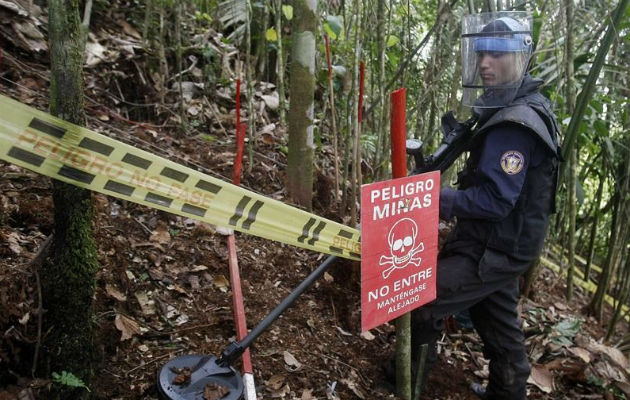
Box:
256;0;270;81
246;1;256;173
175;2;186;134
324;35;340;204
374;0;392;181
566;147;577;300
588;196;621;320
562;0;576;300
44;1;97;399
274;0;286;125
349;4;361;224
584;171;604;282
604;116;630;333
606;232;630;342
287;0;317;209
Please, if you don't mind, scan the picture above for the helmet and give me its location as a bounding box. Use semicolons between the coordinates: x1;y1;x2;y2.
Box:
461;12;533;108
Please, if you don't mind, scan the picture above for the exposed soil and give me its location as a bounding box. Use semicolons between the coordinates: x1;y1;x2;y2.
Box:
0;3;628;400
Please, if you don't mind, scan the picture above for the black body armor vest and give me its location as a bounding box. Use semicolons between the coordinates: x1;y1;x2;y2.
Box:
447;78;561;262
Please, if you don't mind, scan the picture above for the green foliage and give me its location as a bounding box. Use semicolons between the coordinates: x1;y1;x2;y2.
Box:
386;35;400;48
324;15;343;39
200;133;218;142
266;28;278;41
282;4;293;20
550;318;582;346
194;11;213;23
216;0;248;44
52;371;90;392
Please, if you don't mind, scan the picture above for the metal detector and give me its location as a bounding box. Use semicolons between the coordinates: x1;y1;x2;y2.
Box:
157;254;339;400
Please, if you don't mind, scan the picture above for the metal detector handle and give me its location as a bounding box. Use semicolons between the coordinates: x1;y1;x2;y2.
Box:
218;254;339;366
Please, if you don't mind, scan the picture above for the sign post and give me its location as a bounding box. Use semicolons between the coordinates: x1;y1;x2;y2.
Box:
360;172;439;331
361;87;439;399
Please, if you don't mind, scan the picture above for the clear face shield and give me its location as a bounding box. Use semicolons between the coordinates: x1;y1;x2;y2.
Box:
461;12;533;108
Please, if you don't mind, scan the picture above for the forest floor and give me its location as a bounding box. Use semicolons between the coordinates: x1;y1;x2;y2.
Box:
0;2;628;399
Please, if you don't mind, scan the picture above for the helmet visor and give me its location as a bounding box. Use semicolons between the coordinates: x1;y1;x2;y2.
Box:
461;12;533;108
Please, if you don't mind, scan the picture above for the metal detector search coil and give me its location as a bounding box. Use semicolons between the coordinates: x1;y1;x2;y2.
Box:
0;94;361;260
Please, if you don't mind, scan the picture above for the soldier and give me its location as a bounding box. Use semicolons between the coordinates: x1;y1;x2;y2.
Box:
410;12;561;399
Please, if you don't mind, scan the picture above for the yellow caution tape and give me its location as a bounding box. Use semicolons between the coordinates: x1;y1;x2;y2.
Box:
0;94;361;260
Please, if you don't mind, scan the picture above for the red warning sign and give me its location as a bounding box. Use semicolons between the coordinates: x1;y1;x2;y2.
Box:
360;171;440;332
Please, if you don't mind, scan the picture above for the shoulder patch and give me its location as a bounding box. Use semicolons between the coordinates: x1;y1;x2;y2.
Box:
500;150;525;175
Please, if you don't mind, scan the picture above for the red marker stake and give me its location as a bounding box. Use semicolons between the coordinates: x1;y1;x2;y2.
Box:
228;80;255;398
390;88;407;179
233;123;246;185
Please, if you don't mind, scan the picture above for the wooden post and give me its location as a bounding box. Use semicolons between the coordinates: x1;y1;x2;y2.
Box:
390;87;411;399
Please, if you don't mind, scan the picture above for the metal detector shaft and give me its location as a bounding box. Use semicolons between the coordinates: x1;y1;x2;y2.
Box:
218;254;339;366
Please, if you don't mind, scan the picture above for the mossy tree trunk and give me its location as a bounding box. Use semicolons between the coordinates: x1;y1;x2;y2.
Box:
287;0;317;209
274;0;286;125
43;1;97;399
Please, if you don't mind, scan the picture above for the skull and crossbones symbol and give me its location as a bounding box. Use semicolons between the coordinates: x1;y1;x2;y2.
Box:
379;218;424;279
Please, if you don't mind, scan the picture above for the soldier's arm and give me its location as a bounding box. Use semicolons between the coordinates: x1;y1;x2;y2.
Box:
439;124;540;221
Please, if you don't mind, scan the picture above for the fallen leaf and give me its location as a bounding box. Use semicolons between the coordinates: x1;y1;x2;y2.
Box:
301;389;315;400
17;388;35;400
568;347;591;364
527;364;553;393
553;301;567;311
260;123;276;135
188;275;200;291
360;331;375;341
135;291;156;315
175;313;189;326
261;133;275;144
191;265;208;272
283;351;302;372
118;20;141;39
150;223;171;244
7;232;22;254
187;104;201;116
592;359;628;383
171;283;189;295
105;284;127;302
270;383;290;398
213;275;230;292
585;341;629;371
266;374;286;391
115;314;141;341
171;367;191;385
336;326;352;336
85;40;107;67
19;312;30;325
615;381;630;397
261;93;279;110
203;382;230;399
341;378;365;399
324;271;334;283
